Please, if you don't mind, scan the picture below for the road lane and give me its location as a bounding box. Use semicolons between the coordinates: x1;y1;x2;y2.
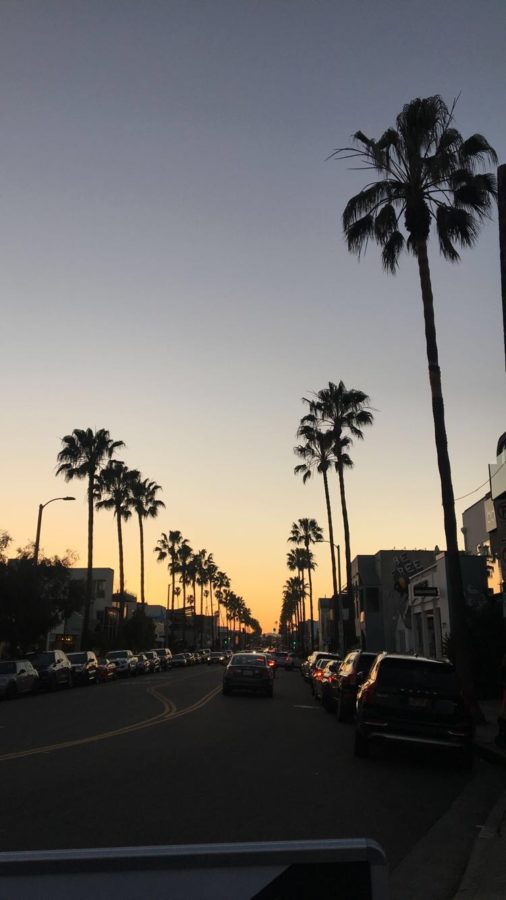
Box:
0;665;504;872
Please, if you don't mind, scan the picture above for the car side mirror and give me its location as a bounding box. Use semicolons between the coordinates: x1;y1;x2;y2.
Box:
18;668;26;675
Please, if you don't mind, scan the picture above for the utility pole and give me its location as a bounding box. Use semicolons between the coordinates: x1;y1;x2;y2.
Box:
498;165;506;372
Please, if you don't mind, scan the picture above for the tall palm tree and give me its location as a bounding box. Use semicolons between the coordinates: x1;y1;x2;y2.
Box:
289;518;323;650
131;477;165;607
56;427;124;648
178;539;193;647
95;460;140;620
155;530;183;614
205;553;218;648
294;423;343;652
286;547;309;636
303;382;373;644
333;95;497;694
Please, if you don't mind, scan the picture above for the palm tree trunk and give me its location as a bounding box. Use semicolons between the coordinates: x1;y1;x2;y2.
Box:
336;446;353;650
305;538;315;650
138;514;145;606
117;511;125;620
82;474;94;650
200;582;204;648
416;238;475;706
322;469;342;654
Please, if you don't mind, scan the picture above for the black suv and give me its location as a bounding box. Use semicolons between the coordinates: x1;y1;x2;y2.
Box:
67;651;99;685
354;653;474;764
27;650;73;690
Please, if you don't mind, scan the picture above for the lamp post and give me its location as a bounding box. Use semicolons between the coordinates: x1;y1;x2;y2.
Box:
33;496;75;565
319;539;343;653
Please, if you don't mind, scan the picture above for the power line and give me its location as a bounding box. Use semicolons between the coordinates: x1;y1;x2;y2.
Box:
454;458;506;503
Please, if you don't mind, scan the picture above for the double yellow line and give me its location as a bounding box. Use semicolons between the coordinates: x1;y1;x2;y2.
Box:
0;683;221;764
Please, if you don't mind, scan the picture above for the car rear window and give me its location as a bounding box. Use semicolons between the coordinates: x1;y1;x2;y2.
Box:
231;655;266;667
377;658;459;691
67;653;86;663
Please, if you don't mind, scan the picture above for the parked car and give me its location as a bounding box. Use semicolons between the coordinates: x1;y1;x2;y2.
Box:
171;653;188;667
27;650;73;690
136;652;149;675
301;651;340;683
310;656;337;696
329;650;378;720
67;651;99;685
354;653;475;764
222;653;273;697
143;650;161;673
184;652;196;666
0;659;39;699
97;657;117;682
314;659;340;703
207;652;226;665
156;648;173;670
106;650;138;677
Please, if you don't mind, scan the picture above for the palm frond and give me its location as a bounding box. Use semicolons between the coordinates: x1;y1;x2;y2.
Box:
345;213;375;256
381;230;405;272
436;205;480;261
459;134;498;169
342;181;394;228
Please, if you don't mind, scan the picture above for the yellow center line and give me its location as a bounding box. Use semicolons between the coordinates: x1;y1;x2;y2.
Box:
0;683;222;764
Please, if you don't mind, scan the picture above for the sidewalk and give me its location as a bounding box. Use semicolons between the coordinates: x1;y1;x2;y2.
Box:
453;701;506;900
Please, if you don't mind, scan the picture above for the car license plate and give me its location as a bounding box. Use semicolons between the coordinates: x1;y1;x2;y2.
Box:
408;697;430;708
243;670;253;677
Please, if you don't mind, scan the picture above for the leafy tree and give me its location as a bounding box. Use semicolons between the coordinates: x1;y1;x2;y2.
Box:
0;531;12;564
333;95;497;695
120;606;156;652
289;519;323;650
0;550;84;656
95;461;140;620
130;476;165;606
303;381;373;646
56;428;124;648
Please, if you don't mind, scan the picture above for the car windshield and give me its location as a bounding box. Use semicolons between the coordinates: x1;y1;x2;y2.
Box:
107;652;127;659
377;659;459;691
67;653;86;663
0;661;16;674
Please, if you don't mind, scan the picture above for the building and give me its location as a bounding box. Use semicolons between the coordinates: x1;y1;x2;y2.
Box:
396;552;489;658
489;432;506;596
47;568;116;651
352;550;436;652
462;494;502;596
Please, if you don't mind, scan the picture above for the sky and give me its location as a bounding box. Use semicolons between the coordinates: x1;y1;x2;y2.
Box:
1;0;505;633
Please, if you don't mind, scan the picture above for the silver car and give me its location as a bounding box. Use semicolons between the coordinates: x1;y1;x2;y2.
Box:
0;659;39;699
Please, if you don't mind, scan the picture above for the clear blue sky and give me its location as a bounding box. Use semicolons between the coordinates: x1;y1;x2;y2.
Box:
1;0;504;629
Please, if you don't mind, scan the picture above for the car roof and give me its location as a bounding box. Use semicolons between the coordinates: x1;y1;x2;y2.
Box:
377;652;453;666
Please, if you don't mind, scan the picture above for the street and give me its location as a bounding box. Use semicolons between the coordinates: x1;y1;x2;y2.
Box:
0;665;504;879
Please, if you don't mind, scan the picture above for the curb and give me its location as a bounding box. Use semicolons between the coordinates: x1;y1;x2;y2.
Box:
453;789;506;899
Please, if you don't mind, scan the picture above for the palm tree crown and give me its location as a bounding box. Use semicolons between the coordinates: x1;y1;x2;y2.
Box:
332;95;497;271
95;461;139;616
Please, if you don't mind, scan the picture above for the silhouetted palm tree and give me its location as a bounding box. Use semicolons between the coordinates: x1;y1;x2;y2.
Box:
333;95;497;692
178;539;193;647
95;461;140;620
205;554;218;648
56;427;124;648
155;530;183;615
289;518;323;649
131;477;165;607
294;424;343;652
303;382;373;644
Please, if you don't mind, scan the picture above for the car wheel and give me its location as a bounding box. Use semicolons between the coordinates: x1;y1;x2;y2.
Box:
222;684;231;696
6;682;17;700
31;680;39;695
353;729;370;758
66;673;73;689
322;696;334;714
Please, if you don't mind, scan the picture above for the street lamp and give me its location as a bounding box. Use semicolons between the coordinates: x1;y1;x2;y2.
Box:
33;496;75;565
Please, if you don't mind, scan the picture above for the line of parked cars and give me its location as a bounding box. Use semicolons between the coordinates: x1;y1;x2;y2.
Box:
302;648;475;766
0;646;230;699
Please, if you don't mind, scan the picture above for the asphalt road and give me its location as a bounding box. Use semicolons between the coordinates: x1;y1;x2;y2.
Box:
0;664;504;875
